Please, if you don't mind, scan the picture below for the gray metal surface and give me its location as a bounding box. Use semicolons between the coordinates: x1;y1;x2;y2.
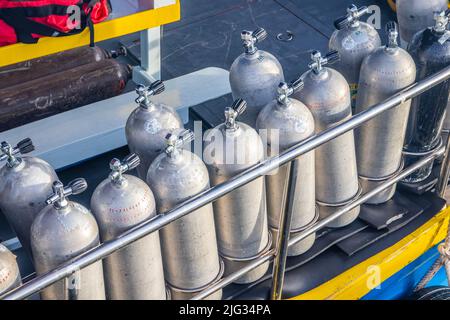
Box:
295;51;360;228
329;5;381;107
90;154;166;300
397;0;448;47
0;141;58;256
0;244;21;296
126;81;183;179
30;180;105;300
355;23;416;204
146;131;221;297
229;28;285;126
204;99;269;284
256;80;316;255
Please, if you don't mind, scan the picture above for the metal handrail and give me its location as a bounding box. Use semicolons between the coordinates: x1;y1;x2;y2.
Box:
2;65;450;300
192;144;446;300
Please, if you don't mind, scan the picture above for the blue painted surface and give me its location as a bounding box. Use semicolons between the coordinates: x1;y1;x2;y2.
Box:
362;244;449;300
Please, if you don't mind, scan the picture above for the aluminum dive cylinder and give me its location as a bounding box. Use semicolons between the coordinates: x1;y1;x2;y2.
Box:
91;154;166;300
30;179;106;300
126;80;183;179
0;244;21;296
0;59;132;132
294;50;361;228
403;10;450;183
355;22;416;204
229;28;285;125
0;46;126;90
203;99;270;283
256;79;318;256
0;138;58;256
397;0;448;48
329;4;381;108
146;130;223;300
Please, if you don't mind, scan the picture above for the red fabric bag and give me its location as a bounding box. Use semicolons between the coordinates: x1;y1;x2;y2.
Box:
0;0;111;47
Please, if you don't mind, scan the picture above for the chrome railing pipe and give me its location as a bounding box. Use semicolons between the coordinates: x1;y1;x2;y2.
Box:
191;145;445;300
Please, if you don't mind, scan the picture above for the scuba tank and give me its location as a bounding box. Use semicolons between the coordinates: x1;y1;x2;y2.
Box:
0;138;58;256
397;0;448;48
126;80;183;179
329;4;381;109
30;179;106;300
0;244;21;296
0;59;132;132
91;154;166;300
147;130;223;300
256;79;318;256
229;28;285;125
0;46;126;90
294;50;361;228
203;99;270;284
355;22;416;204
403;10;450;183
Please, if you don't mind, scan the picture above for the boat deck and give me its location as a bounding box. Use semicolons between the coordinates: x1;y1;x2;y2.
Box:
1;0;448;300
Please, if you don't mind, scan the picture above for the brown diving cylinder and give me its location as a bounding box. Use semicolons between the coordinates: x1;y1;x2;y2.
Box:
0;59;132;132
0;46;126;90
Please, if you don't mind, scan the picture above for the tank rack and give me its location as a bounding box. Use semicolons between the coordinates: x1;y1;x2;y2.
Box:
2;64;450;300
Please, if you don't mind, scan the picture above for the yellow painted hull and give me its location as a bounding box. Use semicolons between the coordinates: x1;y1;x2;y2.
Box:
291;206;450;300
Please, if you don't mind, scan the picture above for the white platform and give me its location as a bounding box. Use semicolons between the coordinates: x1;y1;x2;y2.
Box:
0;67;231;170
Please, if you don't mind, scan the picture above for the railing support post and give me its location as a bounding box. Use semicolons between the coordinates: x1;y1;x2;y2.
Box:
270;161;297;300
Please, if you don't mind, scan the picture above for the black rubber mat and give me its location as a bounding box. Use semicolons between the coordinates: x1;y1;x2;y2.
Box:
337;195;430;256
225;192;445;300
358;192;426;230
223;219;369;299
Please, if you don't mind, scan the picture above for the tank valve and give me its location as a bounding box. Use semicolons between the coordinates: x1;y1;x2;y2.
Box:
277;78;304;105
309;50;340;74
242;28;268;54
433;10;450;44
225;99;247;130
109;46;128;59
0;138;35;168
386;21;399;49
165;130;195;157
135;80;166;107
46;179;88;209
109;154;141;184
334;4;369;30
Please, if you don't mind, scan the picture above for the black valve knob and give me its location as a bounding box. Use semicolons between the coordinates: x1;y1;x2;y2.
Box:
179;129;195;145
334;15;350;30
231;99;247;115
253;28;268;42
69;178;88;196
109;46;127;58
150;80;165;95
325;50;340;64
290;78;304;92
123;153;141;171
334;4;368;30
17;138;35;155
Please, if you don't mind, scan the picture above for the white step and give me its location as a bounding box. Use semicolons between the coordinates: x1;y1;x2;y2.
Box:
0;67;231;170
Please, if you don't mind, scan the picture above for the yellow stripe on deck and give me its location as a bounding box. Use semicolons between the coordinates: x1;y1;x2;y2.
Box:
291;206;450;300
